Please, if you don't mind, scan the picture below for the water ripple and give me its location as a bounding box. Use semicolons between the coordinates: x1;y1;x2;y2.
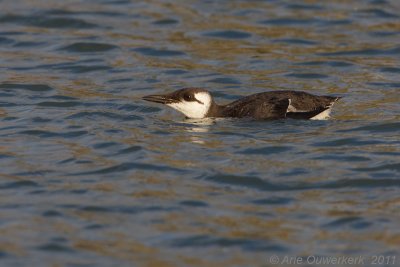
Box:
66;111;142;121
297;60;353;67
203;174;400;191
0;36;14;44
380;67;400;73
0;14;97;29
318;46;400;56
260;18;351;26
274;38;318;45
36;101;81;107
368;82;400;88
1;0;399;265
45;8;123;17
251;197;293;205
0;180;39;190
152;18;179;25
313;137;383;147
179;200;209;207
56;65;112;73
361;8;399;19
71;162;185;176
286;73;329;79
42;210;63;217
339;122;400;133
133;47;186;57
18;130;88;138
239;146;292;155
60;42;118;53
37;243;75;253
78;205;173;214
322;216;371;229
286;3;323;10
114;145;143;155
203;30;251;39
353;163;400;173
166;234;287;252
207;77;241;84
0;83;53;92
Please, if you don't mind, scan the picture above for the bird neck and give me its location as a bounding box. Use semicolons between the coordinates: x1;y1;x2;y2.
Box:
205;100;224;117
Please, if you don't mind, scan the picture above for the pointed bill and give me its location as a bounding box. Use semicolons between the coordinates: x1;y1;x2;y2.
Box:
142;94;178;104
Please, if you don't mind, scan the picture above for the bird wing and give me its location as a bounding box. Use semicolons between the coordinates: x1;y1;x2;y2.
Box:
223;97;290;120
221;91;341;120
258;91;341;120
266;91;340;112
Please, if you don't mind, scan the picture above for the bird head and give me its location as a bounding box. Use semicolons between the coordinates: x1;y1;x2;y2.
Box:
143;88;213;119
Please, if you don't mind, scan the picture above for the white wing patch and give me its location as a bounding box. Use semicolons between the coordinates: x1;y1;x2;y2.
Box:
286;99;295;112
310;108;332;120
288;98;338;120
310;99;339;120
286;100;307;113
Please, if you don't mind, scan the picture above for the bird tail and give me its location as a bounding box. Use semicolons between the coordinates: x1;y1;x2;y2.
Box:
326;96;342;109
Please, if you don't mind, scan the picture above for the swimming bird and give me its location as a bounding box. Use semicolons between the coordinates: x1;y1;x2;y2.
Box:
142;88;341;120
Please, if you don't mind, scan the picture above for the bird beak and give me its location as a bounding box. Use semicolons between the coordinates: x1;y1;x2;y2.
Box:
142;93;177;104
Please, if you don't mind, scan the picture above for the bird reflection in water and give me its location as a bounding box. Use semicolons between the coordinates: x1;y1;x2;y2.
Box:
181;117;215;144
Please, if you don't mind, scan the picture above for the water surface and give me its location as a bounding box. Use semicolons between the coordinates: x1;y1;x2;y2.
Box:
0;0;399;266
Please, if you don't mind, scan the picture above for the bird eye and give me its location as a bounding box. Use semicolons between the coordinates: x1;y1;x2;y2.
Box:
183;94;193;101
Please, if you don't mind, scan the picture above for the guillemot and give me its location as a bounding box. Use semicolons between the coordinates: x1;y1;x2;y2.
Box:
142;88;341;120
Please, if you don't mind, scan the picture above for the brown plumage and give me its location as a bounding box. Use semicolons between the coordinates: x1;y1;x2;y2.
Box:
143;88;341;120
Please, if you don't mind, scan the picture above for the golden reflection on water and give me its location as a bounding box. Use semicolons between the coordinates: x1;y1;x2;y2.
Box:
0;0;399;266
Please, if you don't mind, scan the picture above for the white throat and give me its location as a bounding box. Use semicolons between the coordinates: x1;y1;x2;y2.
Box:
167;92;211;119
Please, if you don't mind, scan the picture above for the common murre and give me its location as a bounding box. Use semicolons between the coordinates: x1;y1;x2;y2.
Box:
142;88;341;120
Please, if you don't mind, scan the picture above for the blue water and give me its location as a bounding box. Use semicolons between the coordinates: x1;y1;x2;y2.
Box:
0;0;399;266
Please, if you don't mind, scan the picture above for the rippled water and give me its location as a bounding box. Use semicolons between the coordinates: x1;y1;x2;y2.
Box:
1;0;399;266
